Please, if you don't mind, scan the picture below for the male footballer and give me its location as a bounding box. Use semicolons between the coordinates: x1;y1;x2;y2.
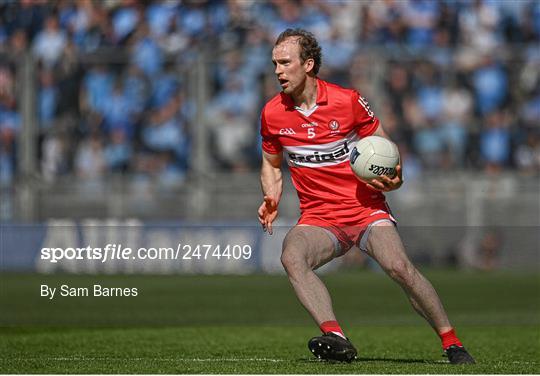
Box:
257;28;475;364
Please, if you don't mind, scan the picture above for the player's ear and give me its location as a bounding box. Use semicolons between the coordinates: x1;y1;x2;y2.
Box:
304;58;315;74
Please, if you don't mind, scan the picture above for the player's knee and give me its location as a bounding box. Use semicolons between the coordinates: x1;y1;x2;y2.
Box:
280;248;308;276
387;259;416;286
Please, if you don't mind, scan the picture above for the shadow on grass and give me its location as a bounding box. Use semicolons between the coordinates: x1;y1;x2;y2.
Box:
358;357;447;365
300;357;447;365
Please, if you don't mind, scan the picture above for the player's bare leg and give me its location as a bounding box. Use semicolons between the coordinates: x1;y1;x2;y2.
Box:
364;221;475;364
281;225;358;362
281;225;337;325
364;221;451;331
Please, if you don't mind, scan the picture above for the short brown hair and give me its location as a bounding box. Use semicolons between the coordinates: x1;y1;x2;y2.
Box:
275;28;322;75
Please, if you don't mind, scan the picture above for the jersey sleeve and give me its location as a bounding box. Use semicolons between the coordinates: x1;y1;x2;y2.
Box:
351;90;380;137
260;107;282;154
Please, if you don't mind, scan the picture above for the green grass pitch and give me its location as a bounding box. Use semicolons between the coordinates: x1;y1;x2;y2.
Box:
0;271;538;373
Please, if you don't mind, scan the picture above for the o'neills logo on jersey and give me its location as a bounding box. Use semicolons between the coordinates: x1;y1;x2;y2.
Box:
358;96;374;118
283;130;359;168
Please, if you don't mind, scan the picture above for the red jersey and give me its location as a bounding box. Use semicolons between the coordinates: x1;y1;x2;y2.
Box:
261;79;385;219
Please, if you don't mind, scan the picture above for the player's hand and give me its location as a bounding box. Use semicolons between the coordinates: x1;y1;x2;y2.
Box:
257;196;278;235
365;164;403;192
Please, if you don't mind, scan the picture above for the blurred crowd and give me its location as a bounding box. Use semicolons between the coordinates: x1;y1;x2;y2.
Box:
0;0;539;187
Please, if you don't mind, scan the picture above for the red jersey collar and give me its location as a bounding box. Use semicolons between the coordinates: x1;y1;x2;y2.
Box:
280;78;328;109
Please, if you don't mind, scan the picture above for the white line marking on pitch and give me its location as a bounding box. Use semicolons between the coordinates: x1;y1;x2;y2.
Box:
3;357;288;363
4;358;538;365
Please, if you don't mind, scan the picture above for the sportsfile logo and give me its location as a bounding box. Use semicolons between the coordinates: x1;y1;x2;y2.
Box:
279;128;296;135
288;142;350;164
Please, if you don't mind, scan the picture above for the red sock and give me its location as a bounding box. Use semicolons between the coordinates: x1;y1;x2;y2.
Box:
320;320;346;339
439;328;463;350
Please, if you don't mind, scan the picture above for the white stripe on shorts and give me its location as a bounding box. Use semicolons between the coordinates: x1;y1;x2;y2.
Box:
358;219;395;252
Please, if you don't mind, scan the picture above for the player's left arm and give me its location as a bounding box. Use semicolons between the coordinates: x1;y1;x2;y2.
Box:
366;124;403;192
352;91;402;192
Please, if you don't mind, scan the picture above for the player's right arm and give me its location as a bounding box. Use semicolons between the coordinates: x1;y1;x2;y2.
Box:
259;151;282;235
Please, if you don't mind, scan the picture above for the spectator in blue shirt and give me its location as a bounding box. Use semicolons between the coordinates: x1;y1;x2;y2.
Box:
480;110;511;172
472;57;508;116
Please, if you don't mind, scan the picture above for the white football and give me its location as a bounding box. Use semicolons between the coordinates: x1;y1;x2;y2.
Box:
350;136;400;182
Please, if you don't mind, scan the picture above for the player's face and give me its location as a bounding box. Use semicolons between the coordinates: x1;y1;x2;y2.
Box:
272;39;310;96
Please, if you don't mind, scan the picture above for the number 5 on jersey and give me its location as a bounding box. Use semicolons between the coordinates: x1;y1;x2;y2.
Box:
307;128;316;139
